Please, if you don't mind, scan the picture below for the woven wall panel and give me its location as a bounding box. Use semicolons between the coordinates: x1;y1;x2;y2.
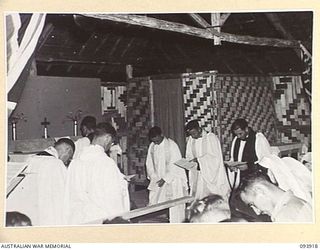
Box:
182;71;216;133
272;76;311;145
215;75;277;159
127;79;152;182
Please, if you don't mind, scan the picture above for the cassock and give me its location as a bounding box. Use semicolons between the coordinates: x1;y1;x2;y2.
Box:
228;128;272;189
73;136;91;159
7;147;68;226
185;131;230;200
146;137;188;223
66;144;130;224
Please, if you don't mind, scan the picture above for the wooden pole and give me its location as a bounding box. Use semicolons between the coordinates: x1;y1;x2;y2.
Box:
81;14;300;48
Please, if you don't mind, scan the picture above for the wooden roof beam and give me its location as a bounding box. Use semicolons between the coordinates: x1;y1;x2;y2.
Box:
220;13;231;26
81;14;300;48
264;13;302;58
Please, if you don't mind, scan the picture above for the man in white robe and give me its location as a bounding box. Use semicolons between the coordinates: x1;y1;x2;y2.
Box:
146;126;188;223
67;129;130;224
73;116;96;159
185;120;230;200
7;138;75;226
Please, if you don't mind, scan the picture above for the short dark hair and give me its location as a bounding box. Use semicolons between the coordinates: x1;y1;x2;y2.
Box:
231;118;248;131
185;120;200;132
54;138;75;153
148;126;162;139
80;116;96;130
96;122;117;138
6;211;32;227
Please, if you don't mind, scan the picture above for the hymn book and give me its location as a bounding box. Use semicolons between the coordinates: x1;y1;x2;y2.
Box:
174;158;197;170
224;161;247;168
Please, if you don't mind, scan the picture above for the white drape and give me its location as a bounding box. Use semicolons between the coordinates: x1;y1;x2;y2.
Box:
6;13;46;116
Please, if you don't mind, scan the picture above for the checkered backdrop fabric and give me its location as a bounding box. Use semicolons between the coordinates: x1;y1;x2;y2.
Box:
272;76;311;145
215;75;278;160
301;49;312;104
126;79;152;183
182;71;216;133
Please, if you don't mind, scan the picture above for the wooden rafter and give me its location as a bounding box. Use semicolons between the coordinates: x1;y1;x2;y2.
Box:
220;13;231;25
120;37;136;57
80;14;300;48
264;13;301;58
36;55;124;66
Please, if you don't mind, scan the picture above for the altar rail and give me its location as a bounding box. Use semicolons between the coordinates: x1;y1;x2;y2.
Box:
271;142;302;159
87;196;195;224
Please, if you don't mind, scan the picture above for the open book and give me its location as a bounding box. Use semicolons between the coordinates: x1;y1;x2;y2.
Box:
174;158;197;170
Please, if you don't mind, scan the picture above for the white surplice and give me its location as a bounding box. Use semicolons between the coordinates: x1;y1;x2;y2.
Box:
258;154;312;204
6;148;68;226
146;137;188;223
73;136;91;159
185;131;230;200
66;145;130;224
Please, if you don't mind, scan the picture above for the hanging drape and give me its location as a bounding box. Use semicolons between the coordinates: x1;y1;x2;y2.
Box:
6;13;46;116
152;78;186;155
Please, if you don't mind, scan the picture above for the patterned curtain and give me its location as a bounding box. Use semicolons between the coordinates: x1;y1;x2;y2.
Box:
300;44;312;106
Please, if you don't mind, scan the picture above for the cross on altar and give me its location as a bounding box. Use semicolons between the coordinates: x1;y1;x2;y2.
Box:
41;117;50;139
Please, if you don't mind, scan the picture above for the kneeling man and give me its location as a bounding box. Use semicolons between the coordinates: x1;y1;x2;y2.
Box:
239;175;312;223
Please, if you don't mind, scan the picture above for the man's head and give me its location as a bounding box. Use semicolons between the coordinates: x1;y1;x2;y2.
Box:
186;120;202;139
239;175;279;216
231;118;249;140
96;122;117;137
188;194;231;223
148;126;164;145
54;138;75;166
80;116;96;137
6;211;32;227
92;129;114;152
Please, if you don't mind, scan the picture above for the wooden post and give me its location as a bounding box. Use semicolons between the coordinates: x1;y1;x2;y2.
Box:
211;13;221;45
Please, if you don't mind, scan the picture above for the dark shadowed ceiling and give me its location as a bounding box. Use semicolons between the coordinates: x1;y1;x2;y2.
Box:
31;12;312;82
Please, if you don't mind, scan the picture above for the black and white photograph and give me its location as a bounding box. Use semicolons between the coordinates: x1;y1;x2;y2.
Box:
5;12;313;228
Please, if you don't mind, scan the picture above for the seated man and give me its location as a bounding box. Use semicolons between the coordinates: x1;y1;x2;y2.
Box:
239;175;313;223
67;128;130;224
185;120;230;200
7;138;75;226
146;126;188;223
73;116;96;159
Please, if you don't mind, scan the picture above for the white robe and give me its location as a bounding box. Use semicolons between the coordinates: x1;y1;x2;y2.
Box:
258;154;312;204
66;145;130;224
146;137;188;223
73;137;91;159
228;132;272;189
6;149;68;226
186;131;230;200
